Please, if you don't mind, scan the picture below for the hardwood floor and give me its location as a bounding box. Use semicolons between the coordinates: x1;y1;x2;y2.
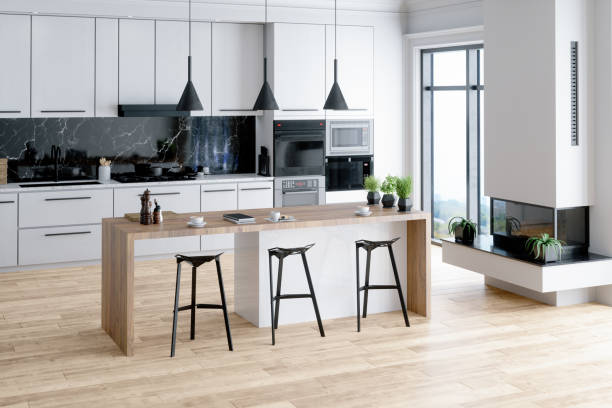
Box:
1;246;612;407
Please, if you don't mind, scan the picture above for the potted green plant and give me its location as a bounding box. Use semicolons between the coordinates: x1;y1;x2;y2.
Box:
380;175;397;208
395;176;413;212
525;233;565;263
448;216;477;244
363;176;381;205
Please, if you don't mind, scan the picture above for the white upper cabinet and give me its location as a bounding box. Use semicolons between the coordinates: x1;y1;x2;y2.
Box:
0;15;30;118
271;23;326;118
325;25;374;118
212;23;263;116
31;16;95;117
156;21;211;115
95;18;119;117
119;19;155;104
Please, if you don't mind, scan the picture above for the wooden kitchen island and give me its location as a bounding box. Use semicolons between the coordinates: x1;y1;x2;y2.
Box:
102;203;431;356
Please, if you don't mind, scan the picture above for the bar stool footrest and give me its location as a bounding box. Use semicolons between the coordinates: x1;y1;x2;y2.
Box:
274;294;313;300
359;284;398;291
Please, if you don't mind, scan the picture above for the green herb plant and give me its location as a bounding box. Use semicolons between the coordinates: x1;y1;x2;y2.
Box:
380;175;397;195
363;176;380;193
525;233;565;260
447;217;477;236
395;176;413;199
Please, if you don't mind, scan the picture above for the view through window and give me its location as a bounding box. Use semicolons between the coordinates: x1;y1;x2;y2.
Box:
421;45;487;239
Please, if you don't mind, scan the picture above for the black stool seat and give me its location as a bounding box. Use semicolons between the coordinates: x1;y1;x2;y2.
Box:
268;243;324;345
175;254;219;268
355;237;410;332
355;237;400;251
268;243;315;258
170;253;233;357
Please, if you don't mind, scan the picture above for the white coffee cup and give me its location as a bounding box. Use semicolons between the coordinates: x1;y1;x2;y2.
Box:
270;211;281;222
357;206;370;214
190;216;204;225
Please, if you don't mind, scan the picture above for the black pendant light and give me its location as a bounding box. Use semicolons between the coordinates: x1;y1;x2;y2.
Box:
177;0;203;112
253;0;279;110
324;0;348;110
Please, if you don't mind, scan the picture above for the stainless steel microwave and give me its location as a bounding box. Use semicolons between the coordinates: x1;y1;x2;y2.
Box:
326;119;373;156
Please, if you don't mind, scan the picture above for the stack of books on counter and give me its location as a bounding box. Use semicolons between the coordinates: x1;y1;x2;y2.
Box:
223;213;256;224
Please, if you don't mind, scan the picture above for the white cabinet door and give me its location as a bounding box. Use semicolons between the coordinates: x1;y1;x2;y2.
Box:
19;224;101;265
0;15;30;118
238;181;273;210
119;19;155;104
19;189;114;228
273;23;326;118
325;25;374;118
95;18;119;117
212;23;263;116
156;21;211;116
0;194;18;267
114;185;200;256
201;183;237;251
31;16;95;117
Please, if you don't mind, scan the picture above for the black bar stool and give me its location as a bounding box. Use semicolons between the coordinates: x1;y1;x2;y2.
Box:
267;243;325;345
355;237;410;331
170;253;233;357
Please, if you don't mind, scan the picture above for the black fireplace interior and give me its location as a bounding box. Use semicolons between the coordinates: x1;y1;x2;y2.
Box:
491;198;588;260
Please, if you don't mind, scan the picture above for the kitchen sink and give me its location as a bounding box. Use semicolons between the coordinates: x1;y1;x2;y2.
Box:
19;181;102;188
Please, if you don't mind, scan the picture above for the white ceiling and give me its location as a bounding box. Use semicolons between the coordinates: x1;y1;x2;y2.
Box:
72;0;480;13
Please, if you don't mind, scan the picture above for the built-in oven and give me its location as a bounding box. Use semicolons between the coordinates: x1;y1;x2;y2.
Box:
274;176;326;207
326;119;373;156
274;120;326;177
325;155;373;191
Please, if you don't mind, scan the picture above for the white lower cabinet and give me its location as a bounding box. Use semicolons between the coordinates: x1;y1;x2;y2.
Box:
0;194;18;268
201;183;237;251
114;185;200;256
19;224;101;265
238;182;274;210
19;189;113;228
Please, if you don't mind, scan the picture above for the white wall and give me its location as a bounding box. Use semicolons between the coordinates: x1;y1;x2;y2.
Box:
590;0;612;256
483;0;557;208
555;0;593;208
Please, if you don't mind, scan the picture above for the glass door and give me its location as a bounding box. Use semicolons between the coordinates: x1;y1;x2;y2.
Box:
421;45;485;239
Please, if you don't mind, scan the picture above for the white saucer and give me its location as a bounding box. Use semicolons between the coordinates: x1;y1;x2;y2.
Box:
187;221;207;228
355;211;372;217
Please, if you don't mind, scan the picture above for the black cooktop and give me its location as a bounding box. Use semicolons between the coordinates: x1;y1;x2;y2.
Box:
112;173;198;184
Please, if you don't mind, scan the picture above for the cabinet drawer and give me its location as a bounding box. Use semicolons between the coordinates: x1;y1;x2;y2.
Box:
202;183;237;212
114;185;200;217
19;224;101;265
19;189;113;228
238;182;273;210
0;194;18;267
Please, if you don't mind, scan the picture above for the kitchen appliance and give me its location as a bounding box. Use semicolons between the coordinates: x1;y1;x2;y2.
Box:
325;155;373;191
326;119;373;156
274;176;326;207
258;146;270;177
274;120;325;177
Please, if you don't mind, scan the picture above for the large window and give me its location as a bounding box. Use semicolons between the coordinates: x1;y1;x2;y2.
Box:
421;45;486;239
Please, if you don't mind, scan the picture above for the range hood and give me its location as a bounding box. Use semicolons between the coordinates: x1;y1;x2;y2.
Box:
118;105;190;117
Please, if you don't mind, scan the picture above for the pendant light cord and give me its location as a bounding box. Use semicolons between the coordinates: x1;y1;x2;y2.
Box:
188;0;192;56
334;0;337;58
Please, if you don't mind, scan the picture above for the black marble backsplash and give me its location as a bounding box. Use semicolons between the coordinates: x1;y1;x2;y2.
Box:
0;116;255;182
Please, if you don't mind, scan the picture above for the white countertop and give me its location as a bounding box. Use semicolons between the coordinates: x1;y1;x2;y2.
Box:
0;174;274;194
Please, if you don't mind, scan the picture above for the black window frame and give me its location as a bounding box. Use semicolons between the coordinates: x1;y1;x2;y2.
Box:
420;44;485;240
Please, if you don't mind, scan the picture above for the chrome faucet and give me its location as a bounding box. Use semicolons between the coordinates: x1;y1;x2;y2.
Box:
50;145;61;182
